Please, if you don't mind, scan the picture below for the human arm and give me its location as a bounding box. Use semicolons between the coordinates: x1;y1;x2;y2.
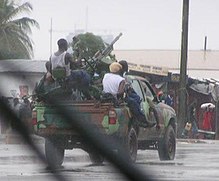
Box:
65;52;82;70
117;80;126;97
65;52;73;65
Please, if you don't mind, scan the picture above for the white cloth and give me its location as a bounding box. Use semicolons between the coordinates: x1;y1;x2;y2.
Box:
102;73;125;95
50;51;71;76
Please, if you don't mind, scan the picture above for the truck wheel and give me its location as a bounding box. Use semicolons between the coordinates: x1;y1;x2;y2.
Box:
89;152;104;165
158;125;176;160
45;138;65;168
119;127;138;163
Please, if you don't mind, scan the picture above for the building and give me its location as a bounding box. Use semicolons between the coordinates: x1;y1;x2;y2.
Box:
0;59;47;134
113;49;219;81
113;49;219;137
0;59;46;98
1;49;219;136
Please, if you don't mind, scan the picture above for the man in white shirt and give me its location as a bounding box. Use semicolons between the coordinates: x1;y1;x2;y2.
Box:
102;62;125;98
50;38;73;78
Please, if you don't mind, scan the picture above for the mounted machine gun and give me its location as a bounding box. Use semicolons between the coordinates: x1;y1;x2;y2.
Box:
84;33;123;77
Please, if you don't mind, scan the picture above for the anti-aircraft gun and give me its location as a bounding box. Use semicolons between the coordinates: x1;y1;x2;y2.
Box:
77;33;122;99
34;33;123;101
83;33;123;78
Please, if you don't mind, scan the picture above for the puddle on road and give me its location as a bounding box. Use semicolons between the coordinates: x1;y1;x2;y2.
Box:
39;167;89;173
0;156;42;165
85;163;105;167
39;166;113;174
137;161;183;166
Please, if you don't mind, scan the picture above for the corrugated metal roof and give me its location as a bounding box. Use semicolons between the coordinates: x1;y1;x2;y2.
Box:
0;59;47;73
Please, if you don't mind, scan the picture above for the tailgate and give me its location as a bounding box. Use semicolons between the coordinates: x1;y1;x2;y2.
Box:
34;101;113;135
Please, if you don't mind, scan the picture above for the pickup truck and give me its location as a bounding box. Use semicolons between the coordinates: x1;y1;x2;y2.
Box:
32;74;177;167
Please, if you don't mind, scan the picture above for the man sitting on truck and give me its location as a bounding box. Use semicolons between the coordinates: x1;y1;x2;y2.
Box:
102;62;126;98
102;62;155;128
50;38;73;79
50;38;84;77
119;60;129;77
48;38;91;98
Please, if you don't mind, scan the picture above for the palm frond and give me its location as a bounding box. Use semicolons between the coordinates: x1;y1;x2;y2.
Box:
2;1;33;24
0;0;38;59
13;17;40;33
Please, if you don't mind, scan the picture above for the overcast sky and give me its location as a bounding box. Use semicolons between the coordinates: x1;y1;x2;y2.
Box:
22;0;219;60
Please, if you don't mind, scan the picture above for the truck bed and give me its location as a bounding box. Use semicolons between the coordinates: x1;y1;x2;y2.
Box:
33;100;128;137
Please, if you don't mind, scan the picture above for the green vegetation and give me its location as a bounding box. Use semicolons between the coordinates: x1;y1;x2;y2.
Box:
71;32;105;61
0;0;39;60
71;32;116;76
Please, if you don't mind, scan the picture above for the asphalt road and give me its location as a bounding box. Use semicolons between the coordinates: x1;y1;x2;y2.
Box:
0;137;218;181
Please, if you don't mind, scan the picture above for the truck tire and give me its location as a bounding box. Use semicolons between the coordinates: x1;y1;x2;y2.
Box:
89;152;104;165
45;138;65;168
158;124;176;160
119;127;138;163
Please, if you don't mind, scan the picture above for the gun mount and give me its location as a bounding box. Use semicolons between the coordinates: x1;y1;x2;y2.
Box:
84;33;123;76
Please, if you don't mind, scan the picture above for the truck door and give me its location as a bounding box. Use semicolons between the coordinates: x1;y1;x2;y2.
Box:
137;80;161;140
131;80;150;122
139;80;158;124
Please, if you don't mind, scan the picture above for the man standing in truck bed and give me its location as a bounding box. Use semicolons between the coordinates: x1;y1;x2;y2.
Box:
49;38;91;99
50;38;73;78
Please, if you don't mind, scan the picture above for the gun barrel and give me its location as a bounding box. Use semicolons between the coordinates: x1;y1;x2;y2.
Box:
110;33;123;46
85;33;123;75
101;33;123;55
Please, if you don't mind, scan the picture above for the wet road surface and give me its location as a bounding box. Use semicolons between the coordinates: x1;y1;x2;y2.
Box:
0;139;218;181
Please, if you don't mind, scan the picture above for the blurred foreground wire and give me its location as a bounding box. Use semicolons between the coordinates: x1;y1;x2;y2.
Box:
0;93;155;181
0;96;70;181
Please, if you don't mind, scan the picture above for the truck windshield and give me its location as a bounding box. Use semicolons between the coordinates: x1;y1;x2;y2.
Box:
140;80;154;100
131;79;144;101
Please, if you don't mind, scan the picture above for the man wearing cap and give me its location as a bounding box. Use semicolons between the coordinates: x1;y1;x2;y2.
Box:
102;62;155;128
102;62;126;97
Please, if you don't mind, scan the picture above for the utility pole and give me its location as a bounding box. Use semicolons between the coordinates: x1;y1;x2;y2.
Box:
204;36;207;51
178;0;189;137
215;84;219;139
49;18;53;56
85;6;88;32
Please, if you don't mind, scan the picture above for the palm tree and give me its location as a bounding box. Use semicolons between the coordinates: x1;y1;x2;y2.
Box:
0;0;39;59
